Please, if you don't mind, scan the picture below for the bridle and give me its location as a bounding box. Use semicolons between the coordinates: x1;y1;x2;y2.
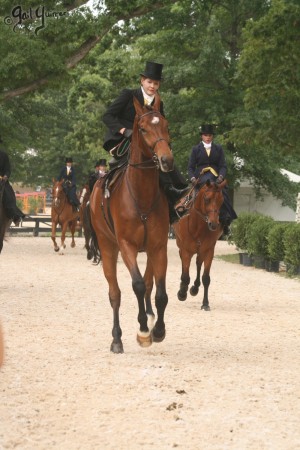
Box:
128;110;170;170
53;183;67;214
192;184;221;223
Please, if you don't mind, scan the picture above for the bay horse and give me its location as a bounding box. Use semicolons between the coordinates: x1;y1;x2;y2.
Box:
88;94;174;353
51;179;79;254
173;179;226;310
0;177;12;254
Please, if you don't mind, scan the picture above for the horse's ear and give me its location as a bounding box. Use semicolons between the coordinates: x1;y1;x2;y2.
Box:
133;95;143;115
52;178;56;185
206;179;211;187
153;93;161;111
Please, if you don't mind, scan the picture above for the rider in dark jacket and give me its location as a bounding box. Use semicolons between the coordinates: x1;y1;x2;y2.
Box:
57;157;80;211
102;61;189;222
188;124;237;234
0;142;25;226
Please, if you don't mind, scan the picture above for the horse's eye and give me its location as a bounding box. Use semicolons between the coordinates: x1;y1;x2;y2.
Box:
139;127;146;134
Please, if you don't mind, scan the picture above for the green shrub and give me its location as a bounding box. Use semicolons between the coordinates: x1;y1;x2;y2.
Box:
229;212;262;252
267;223;289;262
283;223;300;274
247;215;275;258
28;197;40;214
16;198;24;210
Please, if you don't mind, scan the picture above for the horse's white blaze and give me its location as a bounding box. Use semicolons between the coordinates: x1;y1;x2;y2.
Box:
151;116;160;124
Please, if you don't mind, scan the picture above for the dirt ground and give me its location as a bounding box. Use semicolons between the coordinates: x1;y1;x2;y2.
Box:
0;236;299;450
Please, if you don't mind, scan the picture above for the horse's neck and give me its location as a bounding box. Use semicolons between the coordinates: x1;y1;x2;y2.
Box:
127;142;160;197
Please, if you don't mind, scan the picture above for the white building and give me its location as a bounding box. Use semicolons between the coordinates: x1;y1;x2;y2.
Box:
233;169;300;222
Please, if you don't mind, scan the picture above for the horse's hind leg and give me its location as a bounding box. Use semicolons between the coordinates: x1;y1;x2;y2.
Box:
190;255;202;296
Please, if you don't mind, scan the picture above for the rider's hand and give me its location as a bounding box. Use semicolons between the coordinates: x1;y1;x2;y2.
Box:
216;175;224;184
3;175;8;181
123;129;133;139
191;177;197;186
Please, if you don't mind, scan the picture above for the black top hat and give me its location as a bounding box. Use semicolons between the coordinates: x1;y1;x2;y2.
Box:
140;61;164;81
199;124;215;135
95;159;107;167
65;157;73;163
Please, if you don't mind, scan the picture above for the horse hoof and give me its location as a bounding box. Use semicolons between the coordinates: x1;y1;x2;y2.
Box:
110;341;124;354
54;247;59;252
151;327;166;343
71;243;75;248
201;305;210;311
190;286;199;296
137;332;152;348
177;291;187;301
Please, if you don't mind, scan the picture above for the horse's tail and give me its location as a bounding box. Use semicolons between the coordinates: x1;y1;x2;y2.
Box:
84;203;101;264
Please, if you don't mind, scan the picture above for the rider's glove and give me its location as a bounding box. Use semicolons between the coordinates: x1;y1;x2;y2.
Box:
123;129;133;139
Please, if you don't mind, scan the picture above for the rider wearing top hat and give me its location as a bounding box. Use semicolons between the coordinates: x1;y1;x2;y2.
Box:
57;157;80;211
102;61;189;223
88;158;107;191
188;124;237;234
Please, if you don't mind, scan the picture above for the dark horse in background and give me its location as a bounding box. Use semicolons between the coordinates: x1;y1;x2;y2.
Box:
87;95;174;353
0;177;12;254
78;183;92;254
51;180;79;255
173;179;226;311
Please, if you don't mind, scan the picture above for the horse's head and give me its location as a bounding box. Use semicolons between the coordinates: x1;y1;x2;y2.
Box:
132;95;174;172
52;179;65;207
195;179;226;231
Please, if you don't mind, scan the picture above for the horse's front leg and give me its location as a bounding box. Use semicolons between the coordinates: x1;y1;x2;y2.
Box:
101;246;124;353
70;220;76;248
51;221;59;252
190;254;202;296
120;246;152;348
177;249;192;301
150;249;168;343
59;223;68;255
143;260;155;331
201;253;213;311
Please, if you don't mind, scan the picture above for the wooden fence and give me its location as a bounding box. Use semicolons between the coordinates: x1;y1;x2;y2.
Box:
16;192;47;214
9;216;82;237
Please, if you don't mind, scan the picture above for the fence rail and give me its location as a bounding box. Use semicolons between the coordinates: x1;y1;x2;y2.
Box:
9;215;82;237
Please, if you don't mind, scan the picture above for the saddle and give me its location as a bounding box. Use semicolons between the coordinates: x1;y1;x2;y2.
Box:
98;156;129;198
174;186;195;217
